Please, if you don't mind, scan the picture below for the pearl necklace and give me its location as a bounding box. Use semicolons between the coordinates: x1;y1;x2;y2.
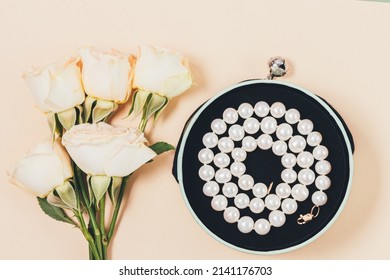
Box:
198;101;332;235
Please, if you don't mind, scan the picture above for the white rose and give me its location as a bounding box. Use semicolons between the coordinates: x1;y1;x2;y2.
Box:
133;45;193;98
79;47;131;103
8;139;73;198
22;57;85;113
62;122;156;177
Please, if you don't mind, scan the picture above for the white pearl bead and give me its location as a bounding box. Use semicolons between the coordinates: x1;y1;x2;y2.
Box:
198;165;215;181
313;145;329;160
242;136;257;152
243;117;260;134
211;195;228;211
260;116;277;134
297;151;314;168
265;194;281;210
297;119;314;135
288;135;307;153
270;102;286;118
223;207;240;223
234;193;250;209
237;216;254;233
238;103;253;119
285;108;300;124
315;175;331;190
198;148;214;164
269;210;286;227
281;153;297;168
281;198;298;215
254;101;270;117
228;124;245;141
223;108;239;124
291;184;309;201
272;140;288;156
276;123;293;140
281;168;297;184
315;160;332;175
238;174;254;190
252;183;268;198
230;162;246;177
222;182;238;198
203;181;219;197
254;218;271;235
298;168;315;185
257;134;273;150
275;183;291;198
249;198;265;214
215;168;232;184
311;191;328;206
211;118;227;135
202;132;218;148
231;148;247;162
213;153;230;168
218;137;234;153
307;131;322;147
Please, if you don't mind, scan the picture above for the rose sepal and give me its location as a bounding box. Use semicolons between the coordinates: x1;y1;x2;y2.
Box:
108;176;123;206
83;96;118;123
47;180;78;210
87;175;112;207
128;89;169;131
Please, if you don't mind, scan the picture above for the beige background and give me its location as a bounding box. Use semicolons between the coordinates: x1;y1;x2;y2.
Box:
0;0;389;260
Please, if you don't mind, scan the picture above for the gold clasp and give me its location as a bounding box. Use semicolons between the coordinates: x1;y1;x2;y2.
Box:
297;213;314;224
297;205;320;225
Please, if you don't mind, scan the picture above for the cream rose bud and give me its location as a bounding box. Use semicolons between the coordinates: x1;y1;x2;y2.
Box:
133;45;193;98
79;47;131;103
22;57;85;113
8;139;73;198
62;123;156;177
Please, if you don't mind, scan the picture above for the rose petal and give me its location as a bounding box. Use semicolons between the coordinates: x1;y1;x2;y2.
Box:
133;45;192;98
8;139;73;197
105;143;156;177
79;47;131;102
63;123;154;177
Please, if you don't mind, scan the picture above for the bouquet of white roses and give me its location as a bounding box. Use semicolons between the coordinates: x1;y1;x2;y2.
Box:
8;45;192;260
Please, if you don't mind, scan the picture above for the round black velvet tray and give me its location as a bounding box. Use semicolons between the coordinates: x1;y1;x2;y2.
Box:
173;80;354;254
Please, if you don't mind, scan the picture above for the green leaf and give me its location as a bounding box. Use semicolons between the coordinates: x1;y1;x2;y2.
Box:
149;142;175;155
37;197;75;225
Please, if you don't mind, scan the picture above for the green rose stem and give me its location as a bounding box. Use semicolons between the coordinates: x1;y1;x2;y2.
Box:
107;176;129;244
73;210;101;260
100;194;108;260
72;173;100;260
74;164;104;259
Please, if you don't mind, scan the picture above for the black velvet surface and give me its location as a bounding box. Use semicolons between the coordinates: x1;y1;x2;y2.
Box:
174;81;353;252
